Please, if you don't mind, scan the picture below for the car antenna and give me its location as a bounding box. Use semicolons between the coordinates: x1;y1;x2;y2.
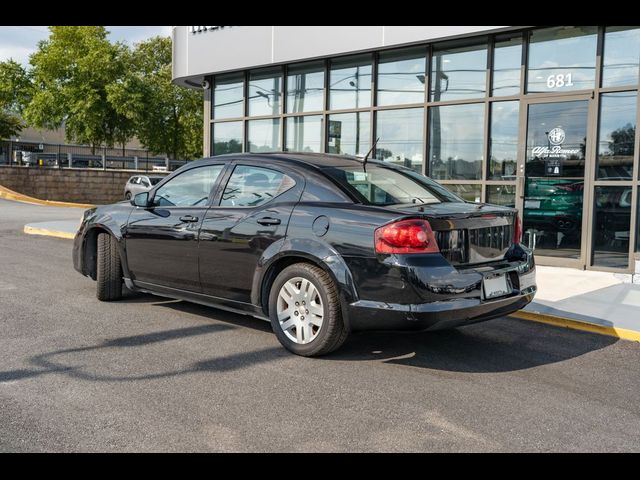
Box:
361;138;379;172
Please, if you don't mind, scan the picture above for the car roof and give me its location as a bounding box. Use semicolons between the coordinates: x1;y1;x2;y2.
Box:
199;152;369;169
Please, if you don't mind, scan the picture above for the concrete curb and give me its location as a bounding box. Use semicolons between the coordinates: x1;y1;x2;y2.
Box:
23;225;76;240
511;311;640;343
0;185;94;209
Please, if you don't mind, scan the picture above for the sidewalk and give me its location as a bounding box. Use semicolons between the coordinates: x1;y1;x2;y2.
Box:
516;266;640;338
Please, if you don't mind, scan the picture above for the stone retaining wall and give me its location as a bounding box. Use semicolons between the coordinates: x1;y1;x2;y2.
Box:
0;166;169;205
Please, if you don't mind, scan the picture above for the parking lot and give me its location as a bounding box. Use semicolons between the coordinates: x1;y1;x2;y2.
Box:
1;198;640;452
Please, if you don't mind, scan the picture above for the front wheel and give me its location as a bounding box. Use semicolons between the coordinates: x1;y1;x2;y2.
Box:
125;192;132;200
96;233;123;301
269;263;349;357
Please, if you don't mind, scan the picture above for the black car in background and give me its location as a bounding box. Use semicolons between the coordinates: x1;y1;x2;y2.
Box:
73;153;536;356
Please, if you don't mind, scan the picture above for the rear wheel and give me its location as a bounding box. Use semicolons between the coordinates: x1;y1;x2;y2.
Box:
269;263;349;357
96;233;123;301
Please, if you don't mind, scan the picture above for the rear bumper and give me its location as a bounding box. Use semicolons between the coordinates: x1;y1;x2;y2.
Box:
347;245;537;331
348;287;536;331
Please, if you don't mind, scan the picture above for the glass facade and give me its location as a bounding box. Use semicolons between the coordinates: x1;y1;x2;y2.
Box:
287;62;325;113
285;116;323;153
208;26;640;272
602;27;640;88
527;26;598;93
328;112;370;156
430;103;484;180
376;108;424;172
492;35;522;97
377;48;426;106
431;44;487;101
596;92;637;180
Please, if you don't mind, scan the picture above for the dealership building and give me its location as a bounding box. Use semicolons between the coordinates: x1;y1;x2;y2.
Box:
172;25;640;274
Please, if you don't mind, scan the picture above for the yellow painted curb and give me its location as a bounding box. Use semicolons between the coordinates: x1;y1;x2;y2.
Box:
0;185;94;209
511;310;640;343
23;225;77;240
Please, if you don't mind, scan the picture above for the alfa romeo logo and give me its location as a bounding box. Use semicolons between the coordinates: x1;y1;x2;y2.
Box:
548;127;566;146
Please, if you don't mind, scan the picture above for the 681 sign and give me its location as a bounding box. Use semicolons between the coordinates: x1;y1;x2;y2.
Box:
546;73;575;89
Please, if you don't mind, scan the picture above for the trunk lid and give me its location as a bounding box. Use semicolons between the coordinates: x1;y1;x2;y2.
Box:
389;202;517;265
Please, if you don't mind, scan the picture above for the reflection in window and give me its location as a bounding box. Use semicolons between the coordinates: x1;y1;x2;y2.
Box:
489;101;519;180
248;119;281;152
285;116;323;153
287;62;325;113
248;69;282;117
213;74;244;119
603;27;640;87
527;26;597;93
487;185;516;207
522;178;584;260
429;103;484;180
431;44;487;102
327;112;371;156
596;92;637;180
154;166;224;207
221;165;294;208
329;55;372;110
593;186;631;268
212;121;243;155
376;108;424;173
492;36;522;96
377;48;426;106
444;184;481;203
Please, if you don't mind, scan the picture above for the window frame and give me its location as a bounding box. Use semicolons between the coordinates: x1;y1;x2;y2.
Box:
214;162;299;210
149;163;229;209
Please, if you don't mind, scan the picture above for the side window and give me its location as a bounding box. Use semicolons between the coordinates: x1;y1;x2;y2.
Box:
140;178;151;187
130;177;139;184
221;165;296;208
154;165;224;207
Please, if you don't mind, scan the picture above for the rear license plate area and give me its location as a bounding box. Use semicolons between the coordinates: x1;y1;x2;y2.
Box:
482;274;511;300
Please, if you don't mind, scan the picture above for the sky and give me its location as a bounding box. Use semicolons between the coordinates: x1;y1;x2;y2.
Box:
0;26;172;66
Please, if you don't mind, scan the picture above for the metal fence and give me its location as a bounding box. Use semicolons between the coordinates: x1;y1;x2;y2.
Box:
0;140;189;172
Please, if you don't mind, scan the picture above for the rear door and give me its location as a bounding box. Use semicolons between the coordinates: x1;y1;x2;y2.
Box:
199;162;304;303
124;163;227;292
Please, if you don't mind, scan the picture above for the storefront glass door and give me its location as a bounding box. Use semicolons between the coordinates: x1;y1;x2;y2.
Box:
518;97;594;267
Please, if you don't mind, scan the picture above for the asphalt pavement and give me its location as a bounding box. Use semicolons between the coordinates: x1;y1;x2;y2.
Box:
1;198;640;452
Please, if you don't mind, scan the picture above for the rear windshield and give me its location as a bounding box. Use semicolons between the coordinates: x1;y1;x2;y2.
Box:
324;165;462;206
149;177;164;185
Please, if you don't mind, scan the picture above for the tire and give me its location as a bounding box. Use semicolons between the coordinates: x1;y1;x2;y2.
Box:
269;263;349;357
125;192;132;200
96;233;123;301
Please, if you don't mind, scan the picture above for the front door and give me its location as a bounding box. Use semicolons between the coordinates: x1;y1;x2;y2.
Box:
199;163;303;304
125;164;226;291
516;96;595;268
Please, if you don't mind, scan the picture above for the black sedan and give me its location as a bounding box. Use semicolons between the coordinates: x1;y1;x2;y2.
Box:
73;153;536;356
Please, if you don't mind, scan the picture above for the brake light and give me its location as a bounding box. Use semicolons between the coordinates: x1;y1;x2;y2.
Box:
513;213;522;244
375;219;439;254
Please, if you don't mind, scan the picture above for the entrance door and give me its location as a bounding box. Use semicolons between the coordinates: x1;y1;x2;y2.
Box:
516;96;595;268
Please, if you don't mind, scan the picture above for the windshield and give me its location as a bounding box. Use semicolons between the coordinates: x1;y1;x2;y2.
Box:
324;164;462;206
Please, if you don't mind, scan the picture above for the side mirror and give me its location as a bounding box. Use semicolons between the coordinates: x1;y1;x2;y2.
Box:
132;192;151;208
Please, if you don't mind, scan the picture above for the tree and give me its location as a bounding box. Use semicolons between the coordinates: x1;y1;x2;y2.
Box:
0;60;33;139
24;26;134;152
107;36;203;160
0;60;33;114
0;111;23;139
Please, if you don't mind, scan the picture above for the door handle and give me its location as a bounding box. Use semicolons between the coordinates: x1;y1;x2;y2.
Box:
257;217;281;226
179;215;199;223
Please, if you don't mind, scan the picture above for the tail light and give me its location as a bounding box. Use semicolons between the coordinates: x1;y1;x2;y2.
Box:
375;219;439;254
513;213;522;244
